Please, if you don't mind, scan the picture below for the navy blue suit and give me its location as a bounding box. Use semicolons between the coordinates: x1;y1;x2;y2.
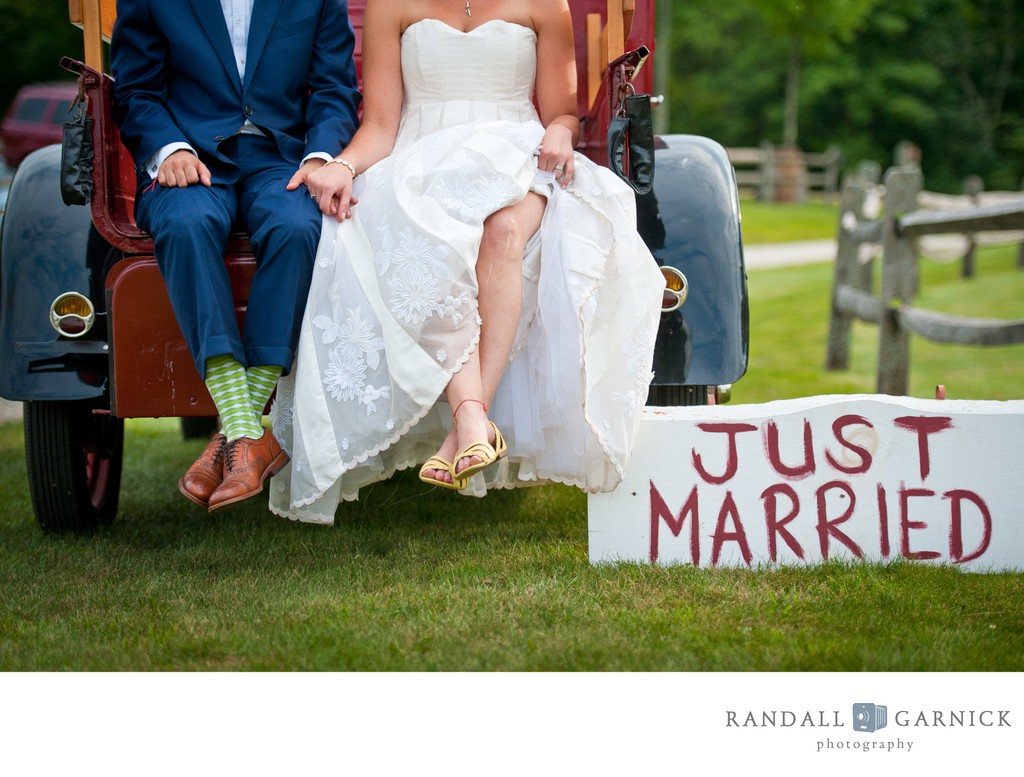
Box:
111;0;360;378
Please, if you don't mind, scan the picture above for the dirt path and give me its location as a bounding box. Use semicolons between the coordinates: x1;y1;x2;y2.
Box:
0;399;23;424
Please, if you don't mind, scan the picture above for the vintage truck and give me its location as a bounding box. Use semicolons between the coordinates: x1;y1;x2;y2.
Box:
0;0;748;532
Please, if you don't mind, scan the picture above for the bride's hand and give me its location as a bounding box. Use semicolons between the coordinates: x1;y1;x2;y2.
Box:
536;124;575;189
306;160;359;221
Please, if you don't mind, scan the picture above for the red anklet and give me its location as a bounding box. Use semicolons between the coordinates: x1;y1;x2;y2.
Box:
452;398;487;423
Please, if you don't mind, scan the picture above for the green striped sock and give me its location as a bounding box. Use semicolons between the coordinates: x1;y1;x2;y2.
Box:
205;355;263;441
246;365;282;417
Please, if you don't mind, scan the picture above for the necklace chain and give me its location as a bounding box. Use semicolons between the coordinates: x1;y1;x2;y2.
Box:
465;0;471;16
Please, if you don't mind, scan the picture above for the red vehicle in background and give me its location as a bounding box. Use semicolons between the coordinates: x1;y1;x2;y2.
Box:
0;0;748;532
0;81;79;168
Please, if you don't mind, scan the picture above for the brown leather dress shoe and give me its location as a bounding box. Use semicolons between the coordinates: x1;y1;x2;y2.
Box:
207;428;288;512
178;433;227;507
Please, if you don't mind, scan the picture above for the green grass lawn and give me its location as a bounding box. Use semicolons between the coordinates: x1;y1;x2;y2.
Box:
2;420;1021;671
1;240;1022;671
740;197;840;244
742;243;1024;403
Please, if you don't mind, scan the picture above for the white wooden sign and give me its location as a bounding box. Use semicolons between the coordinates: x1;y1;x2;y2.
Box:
589;395;1024;571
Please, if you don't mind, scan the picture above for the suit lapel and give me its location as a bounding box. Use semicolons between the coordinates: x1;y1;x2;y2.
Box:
244;0;286;91
187;0;243;95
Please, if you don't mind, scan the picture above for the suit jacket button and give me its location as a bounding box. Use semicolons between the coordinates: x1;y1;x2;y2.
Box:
215;136;224;141
245;106;253;116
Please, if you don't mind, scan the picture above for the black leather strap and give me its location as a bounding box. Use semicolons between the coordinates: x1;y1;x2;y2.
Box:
607;94;654;195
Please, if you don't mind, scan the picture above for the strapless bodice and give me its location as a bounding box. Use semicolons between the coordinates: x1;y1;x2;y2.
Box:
395;18;540;148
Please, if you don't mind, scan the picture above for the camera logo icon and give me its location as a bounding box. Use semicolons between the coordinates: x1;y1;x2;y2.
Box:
852;703;888;732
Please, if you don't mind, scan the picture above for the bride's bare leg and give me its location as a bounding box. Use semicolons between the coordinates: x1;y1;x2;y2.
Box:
421;193;546;485
455;193;546;475
478;193;546;400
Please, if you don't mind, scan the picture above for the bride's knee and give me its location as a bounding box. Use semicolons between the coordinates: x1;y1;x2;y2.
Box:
480;210;528;262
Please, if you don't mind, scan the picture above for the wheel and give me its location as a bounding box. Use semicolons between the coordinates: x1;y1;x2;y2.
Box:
24;400;124;533
646;384;710;407
180;416;219;440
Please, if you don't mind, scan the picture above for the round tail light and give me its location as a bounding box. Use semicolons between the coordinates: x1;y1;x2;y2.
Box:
50;292;95;338
661;266;688;313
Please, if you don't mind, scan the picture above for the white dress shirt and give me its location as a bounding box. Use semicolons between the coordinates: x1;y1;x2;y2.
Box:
221;0;252;80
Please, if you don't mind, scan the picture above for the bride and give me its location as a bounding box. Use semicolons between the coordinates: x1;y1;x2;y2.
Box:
269;0;665;523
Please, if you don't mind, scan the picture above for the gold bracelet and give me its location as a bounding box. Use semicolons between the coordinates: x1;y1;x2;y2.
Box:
328;157;357;178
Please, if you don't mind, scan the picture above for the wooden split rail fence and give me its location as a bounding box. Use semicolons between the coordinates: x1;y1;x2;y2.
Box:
728;142;842;202
826;166;1024;395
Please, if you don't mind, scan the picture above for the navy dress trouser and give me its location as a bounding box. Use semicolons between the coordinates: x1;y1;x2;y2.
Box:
135;134;321;380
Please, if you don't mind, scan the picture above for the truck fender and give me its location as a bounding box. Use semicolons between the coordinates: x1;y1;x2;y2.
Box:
0;145;109;401
643;134;749;388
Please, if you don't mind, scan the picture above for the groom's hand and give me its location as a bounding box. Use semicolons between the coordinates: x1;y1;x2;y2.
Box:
157;149;212;188
286;158;327;192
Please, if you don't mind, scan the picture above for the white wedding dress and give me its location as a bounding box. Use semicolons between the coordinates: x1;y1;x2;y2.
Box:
269;18;665;524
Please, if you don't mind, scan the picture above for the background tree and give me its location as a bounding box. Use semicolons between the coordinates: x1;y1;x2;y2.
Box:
660;0;1024;192
751;0;882;148
0;0;83;114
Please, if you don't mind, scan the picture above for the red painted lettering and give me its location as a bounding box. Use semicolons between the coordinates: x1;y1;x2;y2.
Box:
711;492;752;566
649;481;700;565
893;415;954;481
764;420;816;480
877;483;891;558
945;489;992;563
899;484;941;560
825;415;875;474
815;481;864;559
761;483;804;561
692;423;757;485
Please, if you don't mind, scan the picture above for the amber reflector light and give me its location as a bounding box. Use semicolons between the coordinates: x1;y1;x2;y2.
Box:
50;292;95;338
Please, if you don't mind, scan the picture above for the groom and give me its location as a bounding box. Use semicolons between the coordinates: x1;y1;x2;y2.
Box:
111;0;361;511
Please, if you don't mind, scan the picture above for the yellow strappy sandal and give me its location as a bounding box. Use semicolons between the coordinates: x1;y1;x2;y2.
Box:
451;399;507;481
418;455;465;491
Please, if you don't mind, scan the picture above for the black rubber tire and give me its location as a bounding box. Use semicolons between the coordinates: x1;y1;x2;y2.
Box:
646;384;710;407
180;416;219;440
24;400;124;533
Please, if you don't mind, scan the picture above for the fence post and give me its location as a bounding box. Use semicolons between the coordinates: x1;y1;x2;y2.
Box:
856;160;882;186
961;175;983;279
823;145;842;196
894;140;922;169
876;166;922;395
1019;177;1024;270
758;140;775;202
825;177;870;370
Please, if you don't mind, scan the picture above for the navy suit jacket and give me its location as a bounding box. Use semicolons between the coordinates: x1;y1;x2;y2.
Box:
111;0;361;182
